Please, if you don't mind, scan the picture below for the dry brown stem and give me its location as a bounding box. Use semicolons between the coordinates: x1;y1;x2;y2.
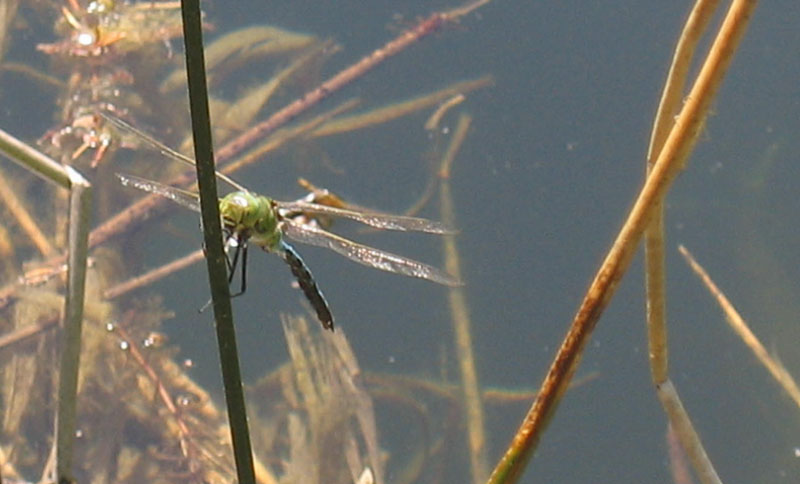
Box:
488;1;758;482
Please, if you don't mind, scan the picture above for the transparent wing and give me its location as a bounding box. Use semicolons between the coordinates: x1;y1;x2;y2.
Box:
103;113;247;192
282;219;462;286
277;200;454;234
276;241;334;330
117;173;202;213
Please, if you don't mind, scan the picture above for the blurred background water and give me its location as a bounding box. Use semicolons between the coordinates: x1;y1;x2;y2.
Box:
2;1;800;482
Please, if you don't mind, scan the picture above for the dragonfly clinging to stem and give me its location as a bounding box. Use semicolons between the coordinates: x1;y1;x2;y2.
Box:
105;114;461;330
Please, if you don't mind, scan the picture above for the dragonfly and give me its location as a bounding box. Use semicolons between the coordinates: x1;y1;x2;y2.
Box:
106;114;461;331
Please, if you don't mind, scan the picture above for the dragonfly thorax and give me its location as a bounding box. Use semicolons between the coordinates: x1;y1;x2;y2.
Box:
219;191;281;250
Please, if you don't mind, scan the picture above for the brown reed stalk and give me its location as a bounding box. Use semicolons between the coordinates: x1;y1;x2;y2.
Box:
644;1;724;482
487;1;759;482
438;114;489;483
103;248;205;300
308;80;486;139
679;245;800;409
213;0;490;163
646;0;721;385
0;168;54;256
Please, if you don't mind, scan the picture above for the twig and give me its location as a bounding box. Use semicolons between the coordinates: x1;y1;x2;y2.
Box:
643;2;724;483
221;98;360;176
103;249;205;300
646;0;721;385
113;318;196;458
438;114;488;483
213;1;489;163
657;380;719;484
425;94;466;132
679;245;800;409
309;79;488;138
0;314;58;350
0;168;54;257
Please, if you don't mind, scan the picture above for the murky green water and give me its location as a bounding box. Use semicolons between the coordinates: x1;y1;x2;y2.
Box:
2;1;799;482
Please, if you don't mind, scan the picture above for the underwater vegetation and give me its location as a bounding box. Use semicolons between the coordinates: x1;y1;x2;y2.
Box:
1;1;798;483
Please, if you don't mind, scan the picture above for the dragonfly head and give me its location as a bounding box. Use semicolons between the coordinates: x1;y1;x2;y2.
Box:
219;191;281;249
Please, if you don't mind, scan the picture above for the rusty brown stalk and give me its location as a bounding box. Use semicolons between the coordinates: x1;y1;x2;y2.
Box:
0;167;54;257
487;1;759;482
113;316;196;458
213;1;487;163
103;249;205;300
679;245;800;409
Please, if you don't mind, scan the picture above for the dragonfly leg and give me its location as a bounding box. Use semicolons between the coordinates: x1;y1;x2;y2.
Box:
235;244;248;298
226;237;248;299
198;238;247;312
224;233;239;278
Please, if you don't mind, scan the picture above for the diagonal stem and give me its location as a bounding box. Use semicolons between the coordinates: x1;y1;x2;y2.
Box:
487;1;759;481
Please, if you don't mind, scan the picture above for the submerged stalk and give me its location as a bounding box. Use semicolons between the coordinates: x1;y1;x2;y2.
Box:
487;0;758;481
0;128;92;484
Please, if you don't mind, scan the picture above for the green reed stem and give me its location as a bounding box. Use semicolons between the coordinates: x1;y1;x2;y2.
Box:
0;129;92;484
180;2;255;483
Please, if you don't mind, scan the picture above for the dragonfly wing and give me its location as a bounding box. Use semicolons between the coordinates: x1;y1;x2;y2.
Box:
277;241;334;330
104;113;248;192
283;220;462;287
117;173;202;213
277;201;454;234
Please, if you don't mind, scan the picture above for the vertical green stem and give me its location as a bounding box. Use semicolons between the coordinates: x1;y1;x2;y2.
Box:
179;1;255;482
0;130;92;484
55;168;91;484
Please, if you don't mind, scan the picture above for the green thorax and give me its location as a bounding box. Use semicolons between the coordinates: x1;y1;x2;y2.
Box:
218;191;282;251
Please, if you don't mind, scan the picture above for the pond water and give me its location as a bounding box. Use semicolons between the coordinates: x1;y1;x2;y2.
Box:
2;1;799;483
